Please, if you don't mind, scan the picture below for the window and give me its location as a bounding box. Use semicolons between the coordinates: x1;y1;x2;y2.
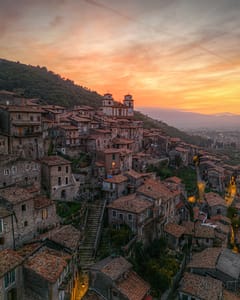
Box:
11;166;17;174
119;213;123;220
112;211;117;217
0;219;3;233
21;204;26;212
4;169;10;176
24;221;28;227
17;114;21;120
112;290;118;297
128;214;132;221
42;208;48;220
58;177;62;186
30;116;33;121
112;154;115;160
61;190;66;199
58;166;61;172
65;177;68;185
37;116;40;122
66;166;69;173
4;269;15;288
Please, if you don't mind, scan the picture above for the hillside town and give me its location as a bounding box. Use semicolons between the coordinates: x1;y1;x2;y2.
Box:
1;90;240;300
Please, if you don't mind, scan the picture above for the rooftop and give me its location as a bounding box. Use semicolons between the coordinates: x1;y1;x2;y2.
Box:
180;272;222;300
41;155;71;166
117;271;150;300
107;193;153;214
25;250;67;283
0;186;33;204
46;225;81;251
104;174;128;184
125;169;151;180
0;249;23;278
164;222;185;238
92;256;132;281
194;223;215;239
188;247;221;269
1;105;43;113
205;192;227;207
137;178;173;201
216;248;240;279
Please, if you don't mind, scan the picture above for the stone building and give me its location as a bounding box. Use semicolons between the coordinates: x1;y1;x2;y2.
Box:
0;155;41;189
19;225;81;300
102;93;134;118
0;186;36;248
102;174;128;202
34;195;59;234
107;193;154;243
0;134;8;155
0;249;24;300
89;256;150;300
41;155;79;201
0;207;14;250
0;105;44;159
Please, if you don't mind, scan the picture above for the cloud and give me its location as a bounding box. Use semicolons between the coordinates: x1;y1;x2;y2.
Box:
49;15;64;28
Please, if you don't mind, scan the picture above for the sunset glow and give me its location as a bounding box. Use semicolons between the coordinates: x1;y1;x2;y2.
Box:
1;0;240;114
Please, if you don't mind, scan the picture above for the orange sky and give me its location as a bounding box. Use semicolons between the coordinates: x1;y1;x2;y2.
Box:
0;0;240;114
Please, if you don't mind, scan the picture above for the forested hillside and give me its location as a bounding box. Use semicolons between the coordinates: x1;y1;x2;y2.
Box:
0;58;207;146
0;59;102;107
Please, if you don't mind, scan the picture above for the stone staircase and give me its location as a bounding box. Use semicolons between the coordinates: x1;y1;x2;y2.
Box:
79;200;106;269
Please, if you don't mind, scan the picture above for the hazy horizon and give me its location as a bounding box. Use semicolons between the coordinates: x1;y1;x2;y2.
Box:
137;106;240;130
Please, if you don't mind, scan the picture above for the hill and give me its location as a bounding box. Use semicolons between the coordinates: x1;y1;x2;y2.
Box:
0;58;207;146
0;58;102;107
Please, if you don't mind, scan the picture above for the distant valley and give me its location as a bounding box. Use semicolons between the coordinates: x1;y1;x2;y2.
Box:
137;107;240;131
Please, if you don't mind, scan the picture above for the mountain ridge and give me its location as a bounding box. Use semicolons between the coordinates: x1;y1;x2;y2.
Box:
138;107;240;130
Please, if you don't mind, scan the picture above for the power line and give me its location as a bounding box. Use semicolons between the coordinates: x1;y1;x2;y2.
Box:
83;0;236;65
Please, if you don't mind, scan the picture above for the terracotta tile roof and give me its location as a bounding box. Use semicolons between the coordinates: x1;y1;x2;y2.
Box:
117;271;150;300
104;174;128;184
3;105;43;113
113;138;134;145
41;155;71;166
46;225;81;251
125;169;152;180
205;192;227;207
175;147;189;153
34;195;54;209
223;289;240;300
188;247;221;269
96;256;132;281
0;249;23;277
181;221;194;236
164;223;185;238
194;223;215;239
137;179;172;201
103;148;121;154
0;186;33;204
58;125;78;130
17;242;43;258
107;193;153;214
165;176;182;184
211;215;231;225
180;272;222;300
25;250;67;283
214;222;230;235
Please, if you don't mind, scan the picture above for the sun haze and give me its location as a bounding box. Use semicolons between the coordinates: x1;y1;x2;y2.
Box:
0;0;240;114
